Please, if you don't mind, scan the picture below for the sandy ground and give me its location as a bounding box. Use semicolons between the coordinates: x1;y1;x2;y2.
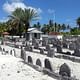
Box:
0;55;56;80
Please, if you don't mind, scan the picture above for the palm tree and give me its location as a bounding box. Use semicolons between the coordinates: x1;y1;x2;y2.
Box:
36;22;41;30
8;8;38;38
8;8;24;37
49;20;53;27
57;24;61;32
22;8;38;38
61;24;66;32
76;17;80;29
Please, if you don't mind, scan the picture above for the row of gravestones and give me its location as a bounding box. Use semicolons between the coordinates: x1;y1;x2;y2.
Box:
26;38;80;58
0;46;16;56
62;41;80;50
21;48;77;80
25;42;80;62
23;43;55;58
56;45;80;57
28;38;80;58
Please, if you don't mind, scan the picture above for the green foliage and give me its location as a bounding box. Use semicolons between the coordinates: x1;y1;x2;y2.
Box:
8;8;38;37
33;22;41;30
41;20;70;34
70;27;80;35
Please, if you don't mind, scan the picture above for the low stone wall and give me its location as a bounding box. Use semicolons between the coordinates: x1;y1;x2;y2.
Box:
0;45;21;58
55;54;80;63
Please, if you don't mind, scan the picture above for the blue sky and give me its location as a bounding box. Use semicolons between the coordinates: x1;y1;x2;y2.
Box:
0;0;80;27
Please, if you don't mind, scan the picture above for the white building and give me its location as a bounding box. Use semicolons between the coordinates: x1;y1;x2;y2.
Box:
24;28;43;40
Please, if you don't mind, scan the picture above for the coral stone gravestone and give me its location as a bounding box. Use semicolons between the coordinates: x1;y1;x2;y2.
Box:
47;48;55;57
59;63;71;77
40;48;44;54
57;45;62;53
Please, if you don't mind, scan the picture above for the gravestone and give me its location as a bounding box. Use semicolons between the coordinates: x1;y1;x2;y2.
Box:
24;46;29;51
3;48;5;52
21;47;25;59
42;40;46;46
69;43;76;50
59;63;71;77
63;42;67;48
29;46;33;52
42;37;48;46
57;45;62;53
46;44;50;51
0;46;2;51
47;48;54;57
32;38;36;45
40;48;44;54
34;42;39;49
10;50;12;55
73;49;80;57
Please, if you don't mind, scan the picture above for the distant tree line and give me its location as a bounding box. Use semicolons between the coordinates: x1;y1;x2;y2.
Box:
0;8;80;37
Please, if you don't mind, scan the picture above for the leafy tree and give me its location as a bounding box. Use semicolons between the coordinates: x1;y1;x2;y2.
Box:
70;27;80;35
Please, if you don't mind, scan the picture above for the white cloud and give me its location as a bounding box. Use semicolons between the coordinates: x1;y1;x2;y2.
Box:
3;2;27;13
37;8;42;14
3;1;42;14
48;9;55;14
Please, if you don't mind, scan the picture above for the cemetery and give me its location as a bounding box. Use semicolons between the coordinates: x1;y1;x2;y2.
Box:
0;35;80;80
0;0;80;80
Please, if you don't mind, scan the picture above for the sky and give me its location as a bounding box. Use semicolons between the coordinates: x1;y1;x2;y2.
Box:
0;0;80;27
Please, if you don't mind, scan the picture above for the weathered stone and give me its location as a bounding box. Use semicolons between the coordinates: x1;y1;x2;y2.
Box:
47;48;54;57
34;42;39;49
10;50;12;55
69;43;76;50
40;48;44;54
3;48;5;52
29;46;33;52
59;63;71;77
63;43;68;48
0;46;2;51
57;45;62;53
73;49;80;57
46;44;50;51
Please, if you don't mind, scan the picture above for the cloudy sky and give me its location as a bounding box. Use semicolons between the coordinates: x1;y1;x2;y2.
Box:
0;0;80;27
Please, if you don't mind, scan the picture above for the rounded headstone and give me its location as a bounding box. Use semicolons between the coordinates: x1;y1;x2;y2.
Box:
59;63;71;77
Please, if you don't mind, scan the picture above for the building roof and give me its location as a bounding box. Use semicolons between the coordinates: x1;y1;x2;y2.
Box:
27;28;42;33
2;32;9;35
49;32;61;35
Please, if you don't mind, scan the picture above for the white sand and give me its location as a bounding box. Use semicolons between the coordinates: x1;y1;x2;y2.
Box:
0;55;56;80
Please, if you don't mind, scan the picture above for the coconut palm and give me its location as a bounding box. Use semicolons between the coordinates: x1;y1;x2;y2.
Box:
8;8;24;37
61;24;66;32
22;8;38;36
8;8;38;38
76;17;80;29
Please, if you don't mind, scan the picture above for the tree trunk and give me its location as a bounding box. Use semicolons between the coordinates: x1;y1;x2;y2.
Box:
25;22;30;40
